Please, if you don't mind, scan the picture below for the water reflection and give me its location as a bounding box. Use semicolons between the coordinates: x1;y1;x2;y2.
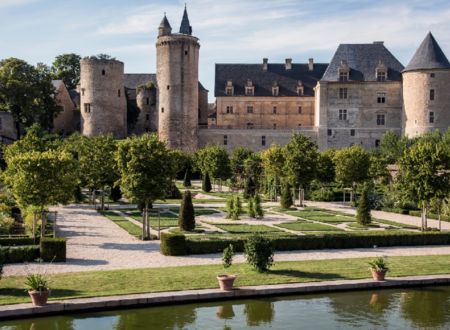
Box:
0;286;449;330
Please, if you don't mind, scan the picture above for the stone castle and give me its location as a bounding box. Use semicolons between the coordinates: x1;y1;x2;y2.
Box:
2;6;448;151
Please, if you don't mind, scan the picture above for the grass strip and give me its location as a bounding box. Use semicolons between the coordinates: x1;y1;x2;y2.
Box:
1;255;450;305
276;221;343;232
213;224;281;233
99;211;142;237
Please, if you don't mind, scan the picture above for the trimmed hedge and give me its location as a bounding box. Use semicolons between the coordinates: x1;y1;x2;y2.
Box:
409;210;450;222
160;233;187;256
159;231;450;255
40;237;67;262
0;237;39;247
0;245;40;264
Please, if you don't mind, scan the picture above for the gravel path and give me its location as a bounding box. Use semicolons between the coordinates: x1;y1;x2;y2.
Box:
3;204;450;277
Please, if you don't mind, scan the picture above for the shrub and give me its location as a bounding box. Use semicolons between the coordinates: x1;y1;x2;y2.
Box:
74;185;83;203
0;245;40;263
109;185;122;202
254;195;264;219
40;237;66;262
244;177;256;199
310;187;335;202
222;244;234;269
166;183;182;199
226;195;242;220
280;183;293;209
247;198;256;218
356;184;371;225
244;234;274;272
183;167;192;187
179;190;195;231
160;233;187;256
202;172;212;192
0;237;37;246
0;212;15;235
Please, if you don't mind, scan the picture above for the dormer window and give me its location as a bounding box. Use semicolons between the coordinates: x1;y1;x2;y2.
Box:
338;60;349;82
376;61;387;82
272;82;279;96
296;81;304;96
225;80;234;96
245;79;254;96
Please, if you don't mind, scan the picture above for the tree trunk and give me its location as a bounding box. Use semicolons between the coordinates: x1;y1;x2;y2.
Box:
421;203;428;231
145;201;151;240
101;186;105;210
141;204;146;240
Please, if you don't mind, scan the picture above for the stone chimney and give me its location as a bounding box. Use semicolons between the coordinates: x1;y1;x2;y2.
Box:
262;58;268;71
285;58;292;70
308;58;314;71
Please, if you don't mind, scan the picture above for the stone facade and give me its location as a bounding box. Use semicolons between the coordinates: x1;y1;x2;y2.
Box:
52;80;78;134
79;58;127;138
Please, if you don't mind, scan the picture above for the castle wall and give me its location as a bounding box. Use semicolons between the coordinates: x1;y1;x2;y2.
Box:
156;34;200;152
53;83;77;134
198;87;209;126
317;81;403;149
402;70;450;137
198;128;318;152
215;96;314;129
79;58;127;138
133;87;158;134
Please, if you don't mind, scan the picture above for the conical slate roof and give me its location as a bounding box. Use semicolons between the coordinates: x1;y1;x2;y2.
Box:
159;14;172;29
179;6;192;35
403;32;450;72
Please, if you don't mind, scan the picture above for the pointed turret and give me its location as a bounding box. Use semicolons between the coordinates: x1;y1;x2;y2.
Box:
179;5;192;35
403;32;450;72
158;13;172;37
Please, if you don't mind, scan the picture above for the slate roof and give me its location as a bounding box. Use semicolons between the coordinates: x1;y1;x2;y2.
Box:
179;6;192;35
159;14;172;30
403;32;450;72
123;74;156;89
69;90;80;107
321;43;404;82
214;63;328;97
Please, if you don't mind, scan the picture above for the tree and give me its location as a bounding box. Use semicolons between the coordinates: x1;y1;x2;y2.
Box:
183;167;192;187
230;147;254;187
194;146;231;190
280;183;293;209
179;190;195;231
261;144;285;200
202;172;212;192
333;145;371;194
316;149;336;184
0;58;61;138
51;53;81;90
282;134;318;189
3;150;77;237
356;183;372;225
243;153;263;196
397;139;450;230
77;135;118;209
379;131;409;164
115;134;174;239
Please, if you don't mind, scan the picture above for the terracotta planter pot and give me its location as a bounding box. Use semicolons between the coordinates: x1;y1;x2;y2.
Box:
217;275;237;290
28;289;50;306
371;269;387;281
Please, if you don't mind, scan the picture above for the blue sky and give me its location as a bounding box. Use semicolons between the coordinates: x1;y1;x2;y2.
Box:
1;0;450;97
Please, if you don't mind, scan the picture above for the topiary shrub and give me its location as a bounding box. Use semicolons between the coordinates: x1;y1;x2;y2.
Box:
167;183;182;199
244;177;256;199
357;184;371;225
183;167;192;187
202;172;212;192
179;190;195;231
247;198;256;218
280;183;293;209
244;234;274;272
227;195;242;220
74;185;83;203
160;233;187;256
109;185;122;202
40;237;66;262
254;195;264;219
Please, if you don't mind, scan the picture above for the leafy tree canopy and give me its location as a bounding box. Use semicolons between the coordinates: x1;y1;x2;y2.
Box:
51;53;81;90
333;145;371;187
260;144;285;180
193;145;231;180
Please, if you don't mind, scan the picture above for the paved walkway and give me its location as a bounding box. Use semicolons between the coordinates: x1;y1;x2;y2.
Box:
3;204;450;277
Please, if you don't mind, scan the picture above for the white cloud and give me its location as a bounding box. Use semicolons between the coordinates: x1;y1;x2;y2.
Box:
0;0;38;8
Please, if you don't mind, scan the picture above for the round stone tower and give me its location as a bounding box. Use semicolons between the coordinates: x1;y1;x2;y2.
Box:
136;85;158;133
156;7;200;152
79;57;127;138
402;32;450;137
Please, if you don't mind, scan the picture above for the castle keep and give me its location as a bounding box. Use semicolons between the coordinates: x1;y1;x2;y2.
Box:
8;7;445;151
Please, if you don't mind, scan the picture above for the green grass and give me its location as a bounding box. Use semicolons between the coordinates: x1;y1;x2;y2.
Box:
1;255;449;305
346;222;382;230
213;224;281;233
276;221;343;232
99;211;142;237
168;207;220;216
374;219;419;230
169;227;206;234
302;214;356;223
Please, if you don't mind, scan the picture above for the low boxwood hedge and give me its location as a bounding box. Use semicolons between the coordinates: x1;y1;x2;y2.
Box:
160;233;187;256
158;231;450;256
0;245;40;264
40;237;67;262
0;237;39;247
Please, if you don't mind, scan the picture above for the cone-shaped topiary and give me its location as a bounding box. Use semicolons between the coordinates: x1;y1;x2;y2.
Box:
280;183;293;209
109;185;122;202
244;177;256;199
183;167;192;187
254;194;264;219
179;190;196;231
202;172;212;192
248;198;256;218
356;184;371;225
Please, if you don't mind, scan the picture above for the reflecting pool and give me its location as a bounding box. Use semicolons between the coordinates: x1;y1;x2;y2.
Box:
1;286;449;329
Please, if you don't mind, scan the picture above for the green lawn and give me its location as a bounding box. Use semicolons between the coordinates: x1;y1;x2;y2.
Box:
99;211;142;237
346;222;382;230
213;224;281;233
168;207;221;216
276;221;343;232
1;255;449;305
302;214;355;223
